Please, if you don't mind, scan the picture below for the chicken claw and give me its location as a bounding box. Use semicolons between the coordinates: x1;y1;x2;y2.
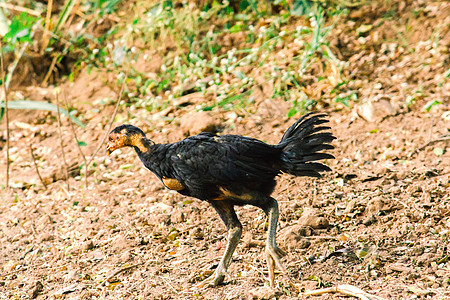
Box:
263;197;289;287
196;267;230;288
266;245;287;287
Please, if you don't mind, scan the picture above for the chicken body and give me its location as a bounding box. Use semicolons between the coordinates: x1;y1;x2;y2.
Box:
106;113;335;286
140;133;281;201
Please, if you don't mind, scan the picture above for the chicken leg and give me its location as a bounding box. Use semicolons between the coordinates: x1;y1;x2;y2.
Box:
262;197;287;287
200;201;242;286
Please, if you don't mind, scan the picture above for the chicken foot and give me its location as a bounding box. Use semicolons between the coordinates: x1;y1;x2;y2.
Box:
198;201;242;287
198;197;286;287
263;197;287;287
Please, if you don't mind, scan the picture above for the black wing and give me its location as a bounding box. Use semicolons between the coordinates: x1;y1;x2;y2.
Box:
168;132;281;197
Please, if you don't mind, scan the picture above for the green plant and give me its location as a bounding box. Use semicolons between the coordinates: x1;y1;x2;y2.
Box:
0;100;85;127
1;0;123;78
288;95;317;117
130;2;348;115
0;0;123;123
1;0;358;121
3;12;37;50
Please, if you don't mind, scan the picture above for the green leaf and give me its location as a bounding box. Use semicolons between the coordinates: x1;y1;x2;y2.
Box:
119;164;134;169
422;99;441;112
232;70;246;79
356;249;369;259
4;13;37;44
437;255;448;264
183;199;193;205
55;0;77;33
78;141;87;147
356;24;373;35
218;94;242;107
167;231;179;241
307;275;321;282
287;107;297;118
433;147;444;156
229;24;244;33
0;100;85;128
291;0;312;16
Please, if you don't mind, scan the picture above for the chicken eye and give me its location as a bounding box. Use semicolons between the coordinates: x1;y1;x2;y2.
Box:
109;136;113;141
116;136;119;140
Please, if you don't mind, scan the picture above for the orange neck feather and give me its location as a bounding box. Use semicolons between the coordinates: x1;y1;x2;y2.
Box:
128;134;150;153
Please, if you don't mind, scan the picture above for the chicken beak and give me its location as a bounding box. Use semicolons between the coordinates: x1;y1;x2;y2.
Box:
106;143;113;155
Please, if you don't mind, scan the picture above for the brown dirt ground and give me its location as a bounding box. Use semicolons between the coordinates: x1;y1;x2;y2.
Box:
0;95;449;299
1;1;450;299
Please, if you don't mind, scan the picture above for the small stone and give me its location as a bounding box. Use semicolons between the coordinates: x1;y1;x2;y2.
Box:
189;227;204;240
83;240;95;251
363;215;376;226
298;209;329;229
386;263;413;273
417;253;436;267
29;281;43;299
38;233;53;242
180;111;217;136
170;211;185;224
120;250;132;261
248;286;276;299
365;196;391;216
298;240;311;249
278;225;313;251
112;235;129;251
64;270;79;282
355;98;398;123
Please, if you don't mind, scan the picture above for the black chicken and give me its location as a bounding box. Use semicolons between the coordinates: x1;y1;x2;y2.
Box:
106;113;335;286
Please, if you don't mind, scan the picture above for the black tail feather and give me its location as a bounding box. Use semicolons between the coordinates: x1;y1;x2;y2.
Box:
280;113;329;143
278;113;335;177
299;153;335;162
308;144;335;153
303;133;336;146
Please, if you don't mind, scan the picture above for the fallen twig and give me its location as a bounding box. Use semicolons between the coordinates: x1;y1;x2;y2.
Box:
4;42;29;90
99;263;143;287
0;40;9;189
59;182;71;199
410;134;450;157
0;3;42;16
157;275;180;295
303;284;386;300
304;235;336;240
63;92;88;188
29;145;47;190
86;72;128;167
55;94;70;191
41;0;54;54
0;39;30;188
247;263;267;277
42;55;58;86
64;0;82;34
